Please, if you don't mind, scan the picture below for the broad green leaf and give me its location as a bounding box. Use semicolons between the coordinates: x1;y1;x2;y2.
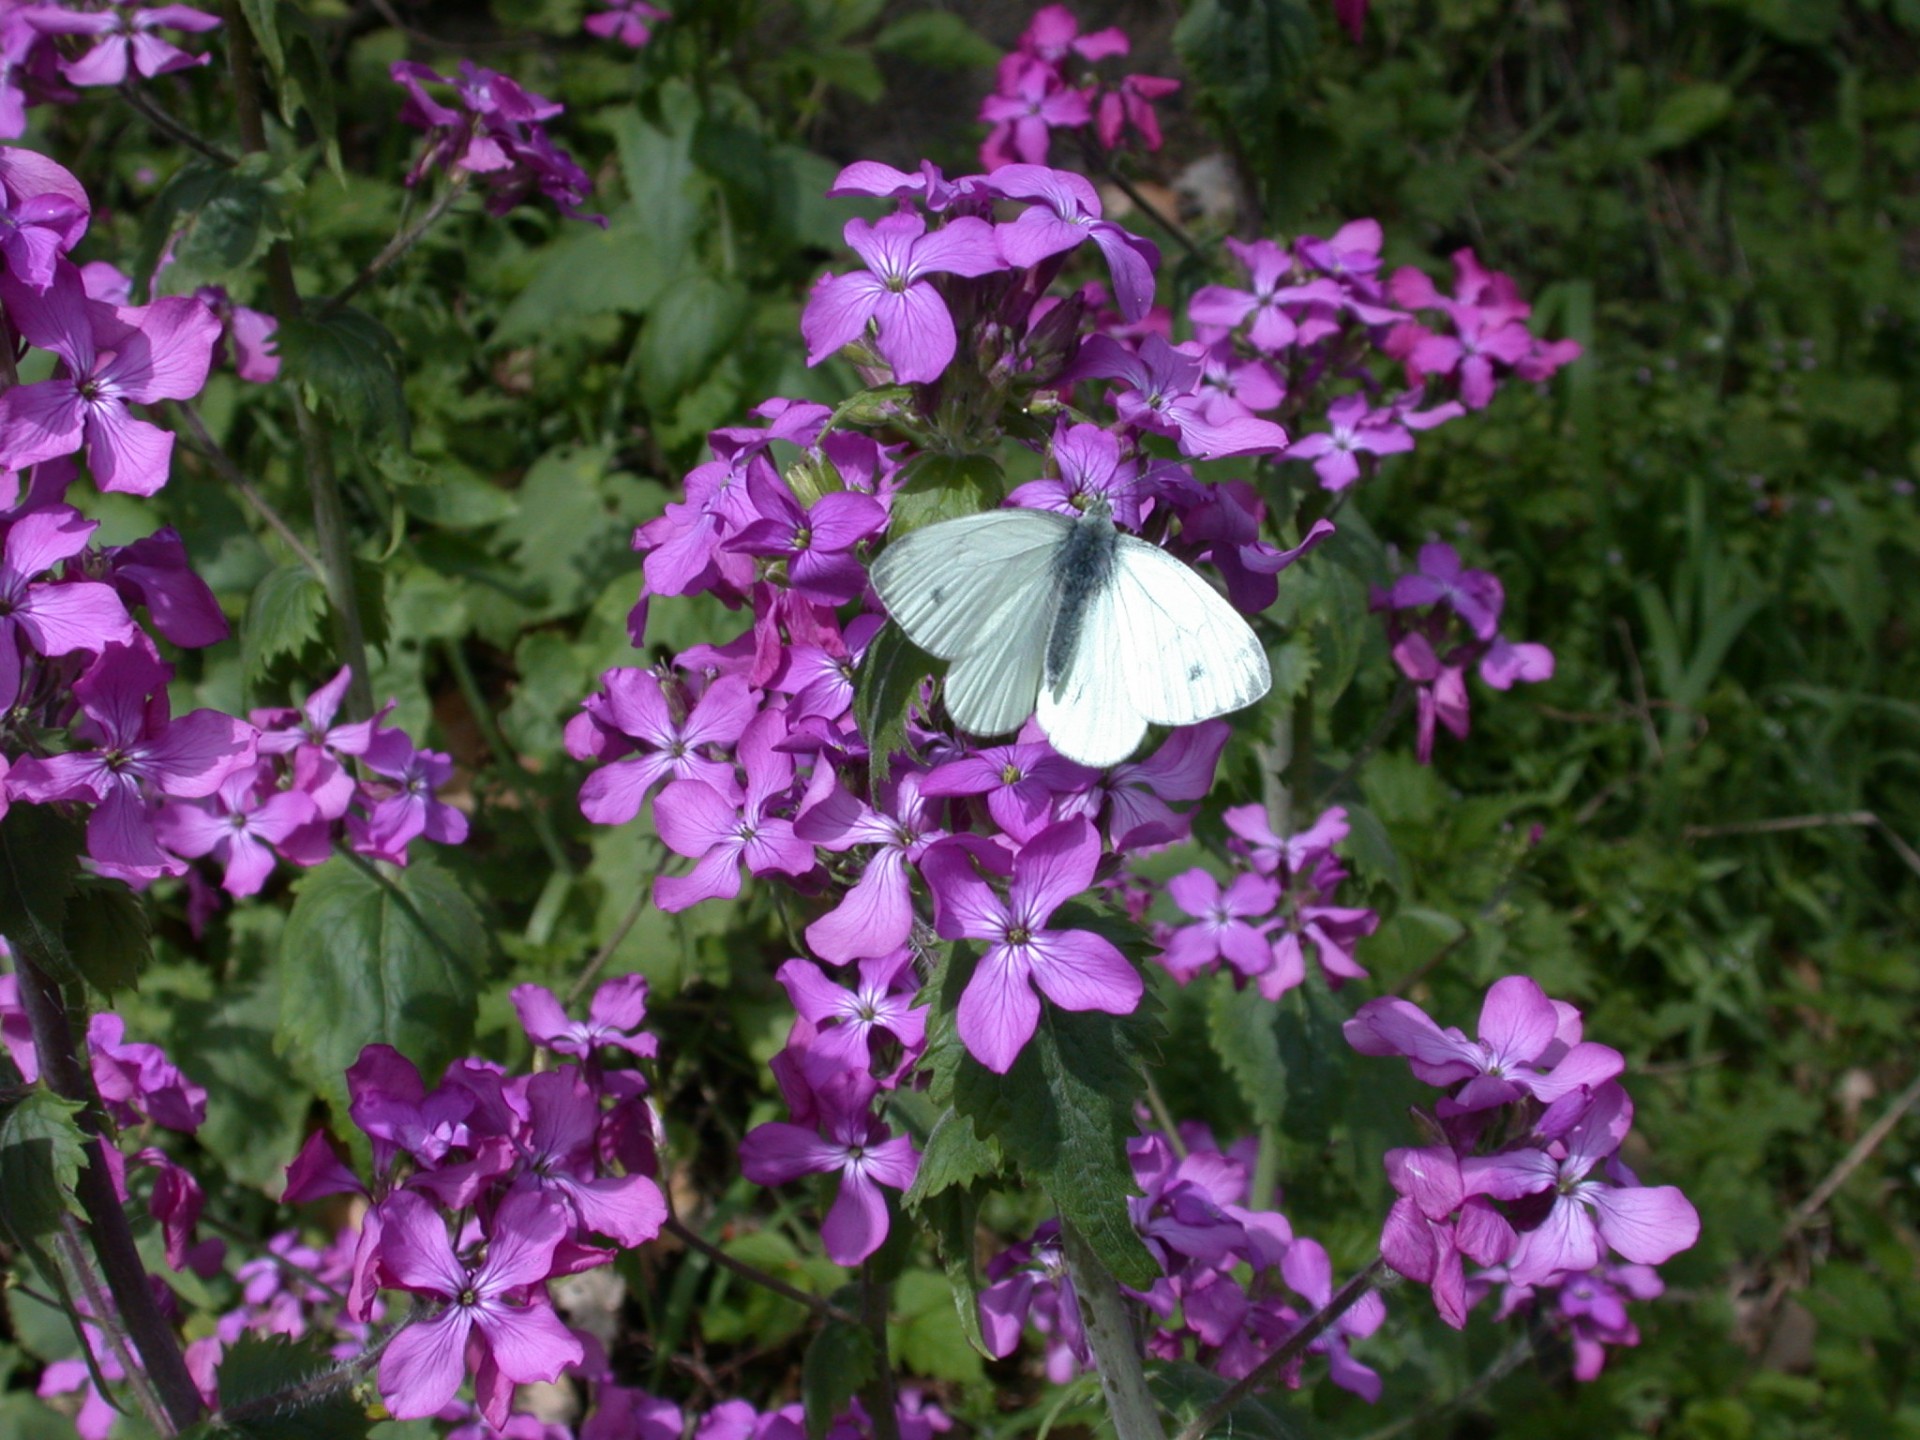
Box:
1274;985;1352;1147
277;306;409;445
904;1106;1000;1204
135;156;293;295
912;1185;988;1358
638;273;751;412
493;216;679;343
886;452;1005;534
891;1267;986;1382
63;877;150;995
278;856;483;1115
0;1091;87;1243
1150;1359;1314;1439
242;563;328;679
0;805;84;975
853;622;938;784
1642;83;1735;153
165;961;311;1191
801;1318;874;1439
236;0;283;73
873;11;1001;68
493;443;662;624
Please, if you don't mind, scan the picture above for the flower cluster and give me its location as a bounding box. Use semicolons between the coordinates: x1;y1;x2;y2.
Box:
1373;541;1555;762
983;1126;1386;1399
583;0;669;49
6;2;218;107
390;59;598;221
1152;804;1378;998
978;3;1179;168
1345;976;1699;1370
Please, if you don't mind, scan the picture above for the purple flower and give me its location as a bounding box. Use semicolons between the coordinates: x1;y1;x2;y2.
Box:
1064;335;1289;460
511;975;658;1062
10;643;256;883
576;670;756;824
920;817;1142;1074
154;761;327;896
251;666;389;820
88;1010;207;1131
722;463;888;605
653;708;815;911
347;733;469;863
801;212;1004;384
1462;1083;1700;1285
584;0;669;48
1157;870;1280;982
920;740;1095;845
1173;478;1334;615
0;503;136;708
1385;542;1504;640
777;950;927;1074
739;1068;919;1264
374;1189;584;1428
104;525;229;649
29;5;222;88
979;57;1092;168
1188;239;1343;354
0;144;88;290
1223;803;1348;877
987;165;1160;322
390;60;598;222
1079;720;1228;849
514;1068;667;1247
1005;422;1148;530
1282;394;1414;491
796;769;947;963
0;264;219;494
1280;1238;1386;1402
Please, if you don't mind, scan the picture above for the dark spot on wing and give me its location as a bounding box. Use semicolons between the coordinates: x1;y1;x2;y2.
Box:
930;587;945;605
1188;663;1205;682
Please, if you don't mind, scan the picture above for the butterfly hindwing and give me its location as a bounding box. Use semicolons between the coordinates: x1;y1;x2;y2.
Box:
1034;568;1150;767
1107;535;1271;727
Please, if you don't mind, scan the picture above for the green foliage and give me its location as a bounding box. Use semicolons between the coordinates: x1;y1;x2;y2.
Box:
801;1318;875;1438
0;805;85;977
212;1334;368;1440
0;1091;87;1244
62;876;153;995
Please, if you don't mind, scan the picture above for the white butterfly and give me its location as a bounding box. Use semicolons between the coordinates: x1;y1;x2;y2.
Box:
868;500;1271;767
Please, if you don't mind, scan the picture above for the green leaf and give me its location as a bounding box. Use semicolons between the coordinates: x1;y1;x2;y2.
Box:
236;0;283;74
1340;802;1406;894
873;11;1001;68
1206;972;1286;1126
1266;632;1317;704
63;877;151;995
905;1106;1000;1205
0;1091;87;1244
277;307;409;445
0;1394;88;1440
801;1318;874;1439
638;273;751;412
1274;985;1351;1147
954;1002;1161;1289
891;1267;986;1382
1642;83;1736;154
493;443;661;624
886;452;1005;534
242;563;328;679
135;156;293;295
853;621;938;784
277;856;483;1115
493;216;680;342
0;804;84;975
1151;1359;1315;1439
215;1333;369;1440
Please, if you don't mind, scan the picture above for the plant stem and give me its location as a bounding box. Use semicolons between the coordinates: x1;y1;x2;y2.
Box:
663;1215;859;1325
568;886;651;1005
1170;1257;1387;1440
1326;682;1414;799
54;1220;165;1434
858;1260;902;1440
440;638;576;882
172;403;328;582
12;955;205;1431
322;176;472;313
119;82;237;165
1059;1221;1166;1440
226;0;377;722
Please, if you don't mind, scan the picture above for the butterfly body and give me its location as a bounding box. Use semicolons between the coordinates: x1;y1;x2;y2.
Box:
870;501;1271;767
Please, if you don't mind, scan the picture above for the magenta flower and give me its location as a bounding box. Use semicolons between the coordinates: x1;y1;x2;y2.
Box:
576;670;756;824
1019;5;1129;64
514;1068;667;1247
739;1068;919;1264
801;212;1004;384
979;56;1092;168
390;60;598;222
1064;334;1288;460
920;740;1094;845
0;145;88;290
0;504;136;708
653;708;815;911
512;975;658;1062
769;612;881;723
1006;423;1147;529
1188;239;1343;355
154;761;326;896
987;165;1160;322
722;463;888;606
88;1010;207;1131
9;643;255;883
1345;976;1625;1113
777;950;928;1074
795;770;946;963
1079;720;1228;849
347;729;469;862
0;265;218;494
1095;73;1180;152
1283;394;1413;491
1462;1084;1700;1285
375;1189;584;1428
1172;478;1334;614
920;817;1143;1074
29;5;221;87
1280;1238;1386;1402
1223;803;1349;877
1386;542;1504;640
251;666;389;820
1158;870;1281;982
104;525;229;649
584;0;669;47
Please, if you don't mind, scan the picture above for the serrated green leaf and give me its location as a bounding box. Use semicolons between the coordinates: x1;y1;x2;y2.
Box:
911;1186;988;1359
1267;632;1317;704
242;563;328;678
801;1318;874;1439
494;216;679;342
215;1333;368;1440
1274;985;1352;1147
277;857;483;1115
853;621;938;784
277;307;409;445
955;1003;1161;1289
493;443;661;624
1206;973;1286;1126
0;1090;87;1243
0;805;84;975
886;452;1004;534
905;1106;1000;1205
1339;802;1405;894
63;878;150;995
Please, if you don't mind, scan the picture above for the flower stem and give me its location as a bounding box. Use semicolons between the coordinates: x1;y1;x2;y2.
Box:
1059;1220;1167;1440
663;1215;859;1325
172;403;328;583
858;1260;902;1440
322;175;472;313
439;637;576;884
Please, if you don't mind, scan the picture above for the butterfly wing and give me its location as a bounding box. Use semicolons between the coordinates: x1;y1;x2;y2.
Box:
1036;537;1270;766
870;509;1072;739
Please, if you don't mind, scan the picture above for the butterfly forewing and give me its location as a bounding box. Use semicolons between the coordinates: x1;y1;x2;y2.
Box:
870;509;1071;661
